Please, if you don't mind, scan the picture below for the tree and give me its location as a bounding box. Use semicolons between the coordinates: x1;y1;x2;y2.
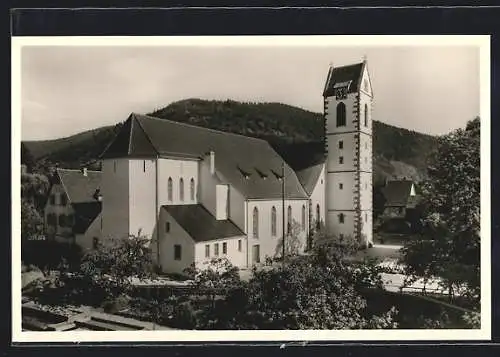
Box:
234;231;396;330
400;117;480;305
76;233;156;304
182;227;397;330
21;143;35;172
21;172;50;213
21;200;44;242
181;257;242;329
274;219;305;258
184;257;241;310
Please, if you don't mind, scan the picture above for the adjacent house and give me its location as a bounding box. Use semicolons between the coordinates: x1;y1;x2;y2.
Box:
44;168;102;247
381;179;419;219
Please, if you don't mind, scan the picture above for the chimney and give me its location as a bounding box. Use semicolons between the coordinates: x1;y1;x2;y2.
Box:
209;151;215;175
82;167;88;177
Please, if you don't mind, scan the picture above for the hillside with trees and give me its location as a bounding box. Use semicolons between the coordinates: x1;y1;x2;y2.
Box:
23;99;437;183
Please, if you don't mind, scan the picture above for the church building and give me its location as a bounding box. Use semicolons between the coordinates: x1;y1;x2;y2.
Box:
70;59;374;274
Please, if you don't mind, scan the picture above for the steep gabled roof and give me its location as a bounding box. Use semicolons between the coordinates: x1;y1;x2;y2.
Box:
56;168;102;204
272;141;326;195
295;163;325;196
163;205;244;243
382;180;415;206
323;62;365;97
72;202;102;234
102;113;308;199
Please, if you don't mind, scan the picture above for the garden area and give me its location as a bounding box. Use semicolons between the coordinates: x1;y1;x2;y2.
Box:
22;229;480;331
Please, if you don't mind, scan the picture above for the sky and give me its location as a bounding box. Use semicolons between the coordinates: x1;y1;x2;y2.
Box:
20;44;480;141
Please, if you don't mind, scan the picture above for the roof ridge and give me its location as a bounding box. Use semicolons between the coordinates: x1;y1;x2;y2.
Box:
131;113;160;157
133;112;273;145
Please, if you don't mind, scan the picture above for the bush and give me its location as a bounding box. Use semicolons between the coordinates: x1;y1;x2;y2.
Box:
171;301;199;329
101;294;131;314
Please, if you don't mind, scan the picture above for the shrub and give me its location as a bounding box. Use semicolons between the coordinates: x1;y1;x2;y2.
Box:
171;301;199;329
101;294;131;314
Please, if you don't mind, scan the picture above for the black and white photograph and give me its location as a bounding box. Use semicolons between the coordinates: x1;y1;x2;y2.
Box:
12;35;490;342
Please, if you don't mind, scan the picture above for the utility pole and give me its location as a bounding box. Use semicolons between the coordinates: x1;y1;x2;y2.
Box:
281;160;286;265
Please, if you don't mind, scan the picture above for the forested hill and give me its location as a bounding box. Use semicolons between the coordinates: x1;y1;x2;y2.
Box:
23;98;438;183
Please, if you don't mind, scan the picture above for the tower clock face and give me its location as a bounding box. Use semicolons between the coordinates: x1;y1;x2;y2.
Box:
336;87;347;100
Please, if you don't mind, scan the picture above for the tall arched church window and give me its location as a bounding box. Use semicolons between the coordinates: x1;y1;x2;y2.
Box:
253;207;259;238
316;204;321;229
301;205;306;231
336;102;346;127
167;177;173;201
287;205;292;233
179;178;184;201
364;103;368;127
190;178;195;201
271;206;277;237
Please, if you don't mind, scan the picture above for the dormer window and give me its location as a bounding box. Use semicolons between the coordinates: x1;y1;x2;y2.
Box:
93;189;102;201
255;168;267;179
238;166;252;180
271;169;283;181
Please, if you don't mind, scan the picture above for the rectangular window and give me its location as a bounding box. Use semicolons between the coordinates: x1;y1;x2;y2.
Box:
365;213;368;222
205;244;210;258
339;156;344;164
222;242;227;254
50;194;56;205
165;222;170;233
339;234;344;240
93;237;99;250
339;183;343;190
339;214;345;224
143;160;146;172
174;244;182;260
238;240;242;252
339;140;343;149
113;161;117;173
214;243;219;256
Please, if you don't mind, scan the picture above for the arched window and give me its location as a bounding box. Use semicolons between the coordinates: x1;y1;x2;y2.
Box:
190;178;195;201
336;102;346;127
253;207;259;238
287;205;292;233
271;206;277;237
301;205;306;231
179;178;184;201
167;177;173;201
316;204;321;229
364;103;368;127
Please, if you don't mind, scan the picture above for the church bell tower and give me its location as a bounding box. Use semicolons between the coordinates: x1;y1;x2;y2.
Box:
323;59;373;247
